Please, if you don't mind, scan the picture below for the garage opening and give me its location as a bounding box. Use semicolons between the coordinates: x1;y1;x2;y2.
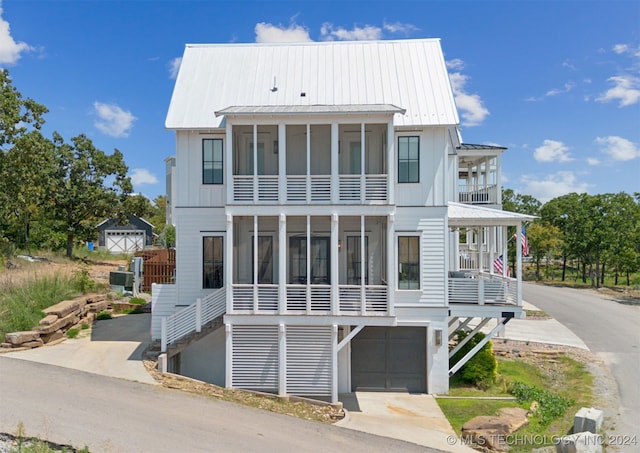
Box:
351;326;426;392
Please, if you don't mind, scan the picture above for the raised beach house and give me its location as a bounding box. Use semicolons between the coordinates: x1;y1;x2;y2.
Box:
151;38;533;402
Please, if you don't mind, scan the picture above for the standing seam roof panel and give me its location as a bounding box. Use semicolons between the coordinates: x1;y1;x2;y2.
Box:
166;40;459;129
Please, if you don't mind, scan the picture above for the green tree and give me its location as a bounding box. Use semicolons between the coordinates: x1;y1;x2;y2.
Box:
48;133;133;257
527;222;562;280
0;69;48;149
502;188;542;216
0;70;49;248
0;131;55;251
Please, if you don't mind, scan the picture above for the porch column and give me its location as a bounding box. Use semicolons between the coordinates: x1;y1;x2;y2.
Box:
225;214;233;313
501;226;508;277
479;228;484;273
360;215;366;313
331;123;339;204
495;157;502;205
387;121;395;205
331;214;339;315
225;122;233;203
306;215;311;313
331;324;338;403
253;215;259;311
387;213;395;316
489;226;495;275
279;214;287;314
225;323;232;388
253;124;258;204
278;323;286;397
360;123;366;204
306;124;311;204
278;123;286;203
516;222;522;302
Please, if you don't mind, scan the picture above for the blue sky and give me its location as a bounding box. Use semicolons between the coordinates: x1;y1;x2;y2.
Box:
1;0;638;204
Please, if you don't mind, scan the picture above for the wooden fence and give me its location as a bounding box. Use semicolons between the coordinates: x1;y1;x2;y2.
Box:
135;249;176;291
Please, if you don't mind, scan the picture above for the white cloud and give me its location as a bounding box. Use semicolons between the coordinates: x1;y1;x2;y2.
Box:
130;168;158;186
613;43;629;55
596;135;640;161
0;3;33;65
320;23;382;41
521;171;590;203
545;81;576;97
255;22;312;43
169;57;181;79
534;139;573;163
382;21;418;35
93;102;136;138
446;58;465;71
586;157;601;166
448;72;489;127
597;75;640;107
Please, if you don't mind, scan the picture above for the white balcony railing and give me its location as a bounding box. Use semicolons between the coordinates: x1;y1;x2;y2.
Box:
458;184;498;204
448;272;517;305
233;174;388;204
231;283;389;315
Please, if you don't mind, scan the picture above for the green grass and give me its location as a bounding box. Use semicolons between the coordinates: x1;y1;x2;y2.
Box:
438;355;594;452
0;273;80;341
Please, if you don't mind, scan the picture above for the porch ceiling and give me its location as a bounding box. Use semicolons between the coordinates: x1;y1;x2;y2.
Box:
447;202;536;227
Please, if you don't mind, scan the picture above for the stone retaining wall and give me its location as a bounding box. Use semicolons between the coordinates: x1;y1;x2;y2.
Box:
1;294;110;350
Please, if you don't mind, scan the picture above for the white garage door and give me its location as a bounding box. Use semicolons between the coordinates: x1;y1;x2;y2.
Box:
105;230;145;253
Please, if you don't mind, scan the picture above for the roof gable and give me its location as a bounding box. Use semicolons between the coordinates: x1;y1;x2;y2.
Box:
166;39;459;130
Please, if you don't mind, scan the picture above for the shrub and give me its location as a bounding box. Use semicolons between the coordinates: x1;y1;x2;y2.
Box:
128;297;146;305
72;266;95;293
66;328;80;339
450;330;497;389
511;381;574;426
81;322;90;330
96;311;112;321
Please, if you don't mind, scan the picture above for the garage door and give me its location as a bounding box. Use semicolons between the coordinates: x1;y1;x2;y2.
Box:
351;326;426;392
105;231;145;253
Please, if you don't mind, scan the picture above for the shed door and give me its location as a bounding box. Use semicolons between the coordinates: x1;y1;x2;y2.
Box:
351;326;426;392
105;230;145;253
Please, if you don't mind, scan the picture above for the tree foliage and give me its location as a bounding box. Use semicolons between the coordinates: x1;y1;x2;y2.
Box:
0;69;157;257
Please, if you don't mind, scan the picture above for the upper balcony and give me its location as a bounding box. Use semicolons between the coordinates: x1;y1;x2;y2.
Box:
221;113;398;205
457;144;506;206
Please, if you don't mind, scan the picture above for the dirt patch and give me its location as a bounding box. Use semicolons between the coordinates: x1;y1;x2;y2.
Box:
141;347;345;423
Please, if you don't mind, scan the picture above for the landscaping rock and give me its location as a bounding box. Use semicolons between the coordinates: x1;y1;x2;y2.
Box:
39;314;59;326
573;407;603;434
41;330;65;344
461;407;529;451
20;339;44;348
43;300;80;318
5;331;40;345
556;432;602;453
36;313;79;334
86;300;110;313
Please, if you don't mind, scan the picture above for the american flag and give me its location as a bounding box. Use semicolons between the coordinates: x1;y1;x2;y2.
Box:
513;227;529;256
493;255;510;276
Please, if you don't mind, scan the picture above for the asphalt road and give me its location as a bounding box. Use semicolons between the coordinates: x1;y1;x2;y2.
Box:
0;357;438;453
523;282;640;450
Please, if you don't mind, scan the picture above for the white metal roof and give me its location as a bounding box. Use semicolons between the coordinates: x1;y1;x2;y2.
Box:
448;202;537;227
166;39;459;130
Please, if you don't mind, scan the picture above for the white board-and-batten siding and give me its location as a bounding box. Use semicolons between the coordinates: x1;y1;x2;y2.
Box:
394;207;448;307
174;207;226;307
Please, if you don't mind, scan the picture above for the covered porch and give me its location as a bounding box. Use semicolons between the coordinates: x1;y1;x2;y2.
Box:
225;212;395;317
447;202;535;309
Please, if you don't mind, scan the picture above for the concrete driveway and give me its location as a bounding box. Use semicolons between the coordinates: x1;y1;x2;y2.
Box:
338;392;475;452
3;313;156;385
